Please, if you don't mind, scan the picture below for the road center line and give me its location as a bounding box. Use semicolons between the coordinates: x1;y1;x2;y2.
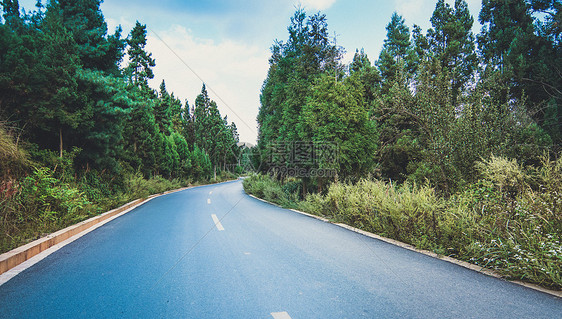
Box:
211;214;224;231
271;312;292;319
207;198;211;204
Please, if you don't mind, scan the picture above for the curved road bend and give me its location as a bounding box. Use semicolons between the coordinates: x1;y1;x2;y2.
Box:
0;179;560;318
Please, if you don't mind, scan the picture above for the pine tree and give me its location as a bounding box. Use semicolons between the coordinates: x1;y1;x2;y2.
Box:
299;73;377;180
154;80;173;135
349;48;380;105
1;0;22;28
182;100;196;148
26;1;82;157
124;21;155;96
479;0;561;142
74;69;128;173
427;0;477;106
122;98;161;177
56;0;125;74
377;13;413;89
258;8;343;163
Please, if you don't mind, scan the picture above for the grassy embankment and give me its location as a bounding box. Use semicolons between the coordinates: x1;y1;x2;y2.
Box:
0;126;236;254
243;156;562;290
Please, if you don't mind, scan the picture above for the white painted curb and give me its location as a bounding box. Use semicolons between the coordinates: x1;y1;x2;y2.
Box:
247;193;562;298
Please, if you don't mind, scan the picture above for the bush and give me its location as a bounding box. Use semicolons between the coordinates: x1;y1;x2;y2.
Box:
0;167;93;252
124;172;184;200
305;179;447;251
242;174;300;208
475;155;529;196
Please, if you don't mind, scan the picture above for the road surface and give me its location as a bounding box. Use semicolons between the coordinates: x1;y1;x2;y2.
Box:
0;179;560;318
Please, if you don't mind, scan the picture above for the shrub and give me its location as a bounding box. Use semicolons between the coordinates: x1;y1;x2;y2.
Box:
475;155;529;196
0;167;93;252
242;174;300;208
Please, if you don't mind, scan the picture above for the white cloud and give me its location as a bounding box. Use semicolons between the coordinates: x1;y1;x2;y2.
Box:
146;25;270;143
393;0;426;22
297;0;337;10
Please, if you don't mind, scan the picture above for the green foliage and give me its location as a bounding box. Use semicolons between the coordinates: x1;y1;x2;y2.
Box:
56;0;125;74
299;73;378;179
0;3;241;255
479;0;562;143
122;172;183;200
0;123;30;178
73;69;128;173
0;167;93;252
377;12;415;84
123;21;155;95
189;145;212;181
475;155;528;195
191;84;239;171
242;174;300;208
427;0;477;106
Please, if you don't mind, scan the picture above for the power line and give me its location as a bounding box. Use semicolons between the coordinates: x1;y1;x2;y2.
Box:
147;27;257;136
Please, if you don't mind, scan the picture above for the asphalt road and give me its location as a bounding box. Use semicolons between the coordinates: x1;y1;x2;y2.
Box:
0;179;560;318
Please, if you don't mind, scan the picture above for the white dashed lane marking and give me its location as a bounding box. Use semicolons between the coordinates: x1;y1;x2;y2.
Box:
271;312;292;319
211;214;224;231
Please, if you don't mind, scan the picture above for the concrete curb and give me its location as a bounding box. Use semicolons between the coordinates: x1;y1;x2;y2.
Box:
247;193;562;298
0;186;191;277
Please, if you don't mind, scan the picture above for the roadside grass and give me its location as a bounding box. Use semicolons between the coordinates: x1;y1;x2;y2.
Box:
243;155;562;290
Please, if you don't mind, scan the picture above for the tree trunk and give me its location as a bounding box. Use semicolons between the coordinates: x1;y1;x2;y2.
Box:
59;128;63;158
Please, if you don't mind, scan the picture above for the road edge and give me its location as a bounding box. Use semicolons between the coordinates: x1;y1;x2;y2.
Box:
247;193;562;298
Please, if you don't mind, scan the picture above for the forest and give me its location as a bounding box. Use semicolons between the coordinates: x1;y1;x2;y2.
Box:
246;0;562;289
1;0;561;291
0;0;240;252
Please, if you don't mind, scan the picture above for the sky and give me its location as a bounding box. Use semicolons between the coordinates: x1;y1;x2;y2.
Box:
19;0;483;144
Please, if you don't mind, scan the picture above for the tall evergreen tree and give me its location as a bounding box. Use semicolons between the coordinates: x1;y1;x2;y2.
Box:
56;0;125;74
299;74;378;180
258;8;342;155
1;0;21;28
192;84;238;170
154;80;173;135
349;48;380;105
377;13;413;88
24;1;83;157
479;0;535;69
124;21;155;96
427;0;477;106
479;0;561;143
74;69;127;173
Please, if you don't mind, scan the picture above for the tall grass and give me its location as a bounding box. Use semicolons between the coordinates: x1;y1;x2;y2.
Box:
1;167;94;252
242;174;301;208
